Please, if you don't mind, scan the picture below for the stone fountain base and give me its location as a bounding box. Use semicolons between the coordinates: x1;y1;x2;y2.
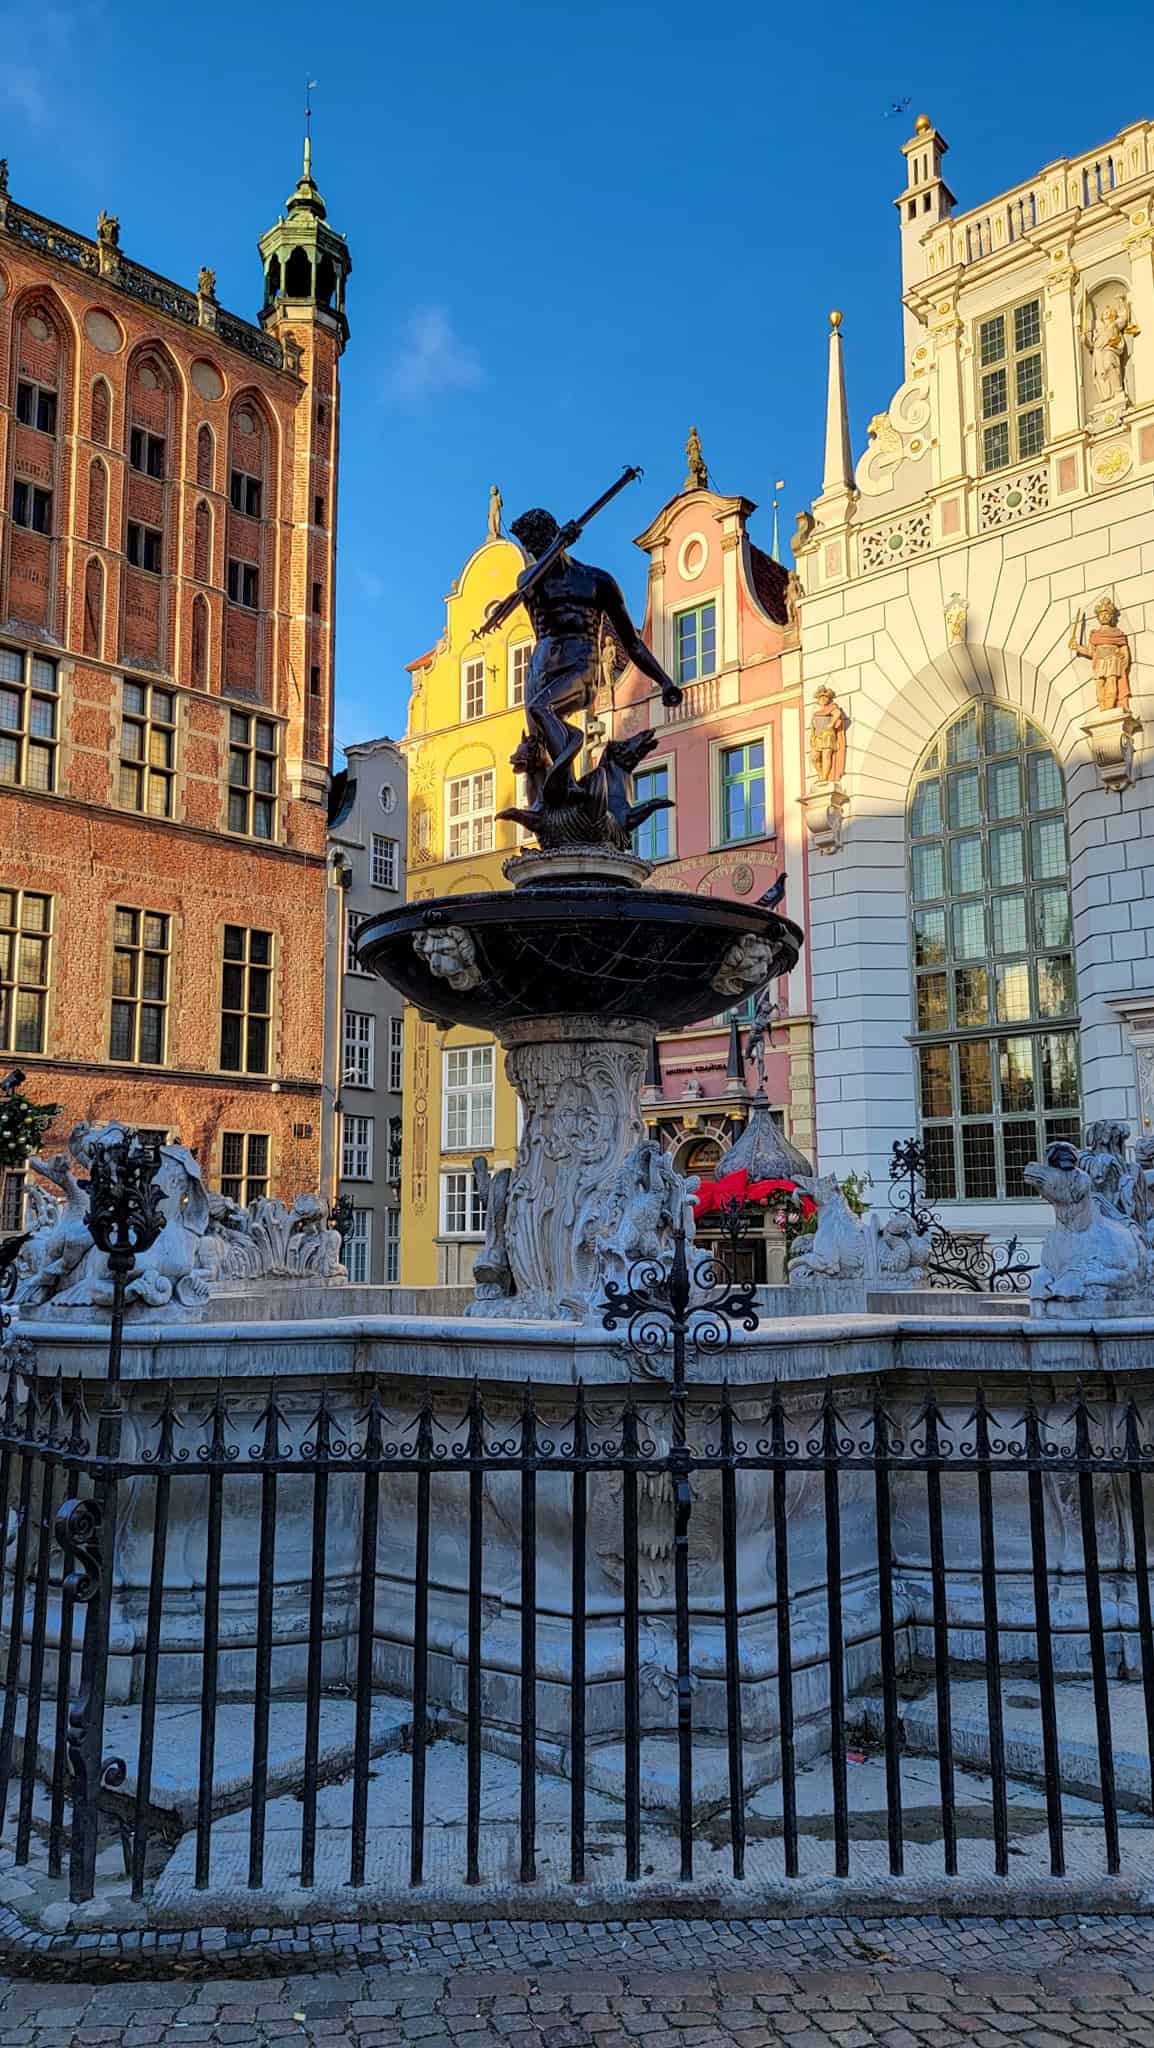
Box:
475;1014;650;1320
10;1306;1154;1748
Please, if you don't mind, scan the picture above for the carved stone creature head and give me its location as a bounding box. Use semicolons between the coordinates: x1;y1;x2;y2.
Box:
1023;1140;1092;1217
712;932;774;998
414;924;481;992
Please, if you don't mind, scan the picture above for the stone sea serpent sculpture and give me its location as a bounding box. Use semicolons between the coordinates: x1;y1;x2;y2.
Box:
12;1120;345;1320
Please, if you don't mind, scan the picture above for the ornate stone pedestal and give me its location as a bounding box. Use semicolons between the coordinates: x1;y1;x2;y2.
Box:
800;784;849;854
487;1015;650;1320
1082;704;1141;791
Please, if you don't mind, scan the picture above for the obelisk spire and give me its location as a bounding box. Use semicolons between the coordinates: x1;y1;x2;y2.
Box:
822;311;853;496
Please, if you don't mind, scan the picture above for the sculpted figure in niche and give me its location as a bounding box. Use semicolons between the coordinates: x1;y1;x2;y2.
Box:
1069;596;1132;712
1083;289;1138;403
808;686;847;784
945;592;967;646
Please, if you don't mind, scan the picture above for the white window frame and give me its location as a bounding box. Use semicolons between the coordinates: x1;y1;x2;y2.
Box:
371;833;399;890
345;909;372;977
461;655;486;722
631;752;676;861
442;1043;494;1151
388;1013;404;1093
976;294;1047;475
440;1168;485;1237
344;1206;372;1283
446;771;494;859
509;640;532;708
673;598;719;687
709;726;775;850
341;1113;374;1181
343;1009;375;1089
385;1207;400;1283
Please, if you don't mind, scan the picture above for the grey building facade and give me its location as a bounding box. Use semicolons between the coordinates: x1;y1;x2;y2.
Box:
328;737;407;1283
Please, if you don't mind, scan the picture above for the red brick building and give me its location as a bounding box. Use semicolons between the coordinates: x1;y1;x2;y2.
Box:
0;145;349;1206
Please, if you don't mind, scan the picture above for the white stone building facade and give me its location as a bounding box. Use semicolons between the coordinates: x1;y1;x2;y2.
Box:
794;116;1154;1239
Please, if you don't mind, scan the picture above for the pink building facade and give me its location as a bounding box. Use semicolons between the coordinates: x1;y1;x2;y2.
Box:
608;469;816;1193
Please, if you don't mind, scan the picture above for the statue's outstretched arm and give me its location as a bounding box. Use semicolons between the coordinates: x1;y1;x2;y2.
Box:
597;573;682;704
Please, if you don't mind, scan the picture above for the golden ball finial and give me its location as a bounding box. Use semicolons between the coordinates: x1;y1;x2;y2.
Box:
829;310;843;330
914;112;932;135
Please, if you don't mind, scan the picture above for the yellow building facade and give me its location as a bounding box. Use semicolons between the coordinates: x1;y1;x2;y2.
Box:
399;528;532;1285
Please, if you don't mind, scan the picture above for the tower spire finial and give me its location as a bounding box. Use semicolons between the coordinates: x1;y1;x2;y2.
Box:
304;78;317;177
821;311;853;496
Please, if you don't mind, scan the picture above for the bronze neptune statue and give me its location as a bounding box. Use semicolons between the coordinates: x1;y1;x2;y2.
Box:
476;467;683;851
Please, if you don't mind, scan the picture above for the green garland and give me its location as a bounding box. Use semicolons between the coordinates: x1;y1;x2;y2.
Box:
0;1093;61;1171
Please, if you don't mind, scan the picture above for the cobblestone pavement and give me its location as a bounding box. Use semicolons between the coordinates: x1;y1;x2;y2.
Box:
5;1916;1154;2044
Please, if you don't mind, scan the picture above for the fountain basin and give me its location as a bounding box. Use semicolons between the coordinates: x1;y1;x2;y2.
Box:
356;888;801;1032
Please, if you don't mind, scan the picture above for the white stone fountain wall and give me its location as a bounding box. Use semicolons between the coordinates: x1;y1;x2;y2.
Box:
9;1311;1154;1759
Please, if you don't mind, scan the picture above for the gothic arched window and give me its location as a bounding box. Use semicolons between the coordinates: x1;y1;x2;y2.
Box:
908;700;1080;1201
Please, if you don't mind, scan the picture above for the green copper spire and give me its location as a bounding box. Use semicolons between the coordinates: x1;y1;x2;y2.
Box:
285;136;326;221
258;129;351;343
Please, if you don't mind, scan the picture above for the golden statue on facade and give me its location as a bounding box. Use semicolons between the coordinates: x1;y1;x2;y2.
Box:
808;687;847;784
1069;596;1132;712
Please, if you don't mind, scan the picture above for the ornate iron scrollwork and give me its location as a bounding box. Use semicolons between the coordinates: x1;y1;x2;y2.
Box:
54;1496;103;1602
85;1134;165;1276
601;1224;759;1381
889;1137;1035;1293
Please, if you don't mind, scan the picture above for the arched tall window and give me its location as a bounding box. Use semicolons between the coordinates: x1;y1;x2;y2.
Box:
908;700;1080;1201
90;378;111;446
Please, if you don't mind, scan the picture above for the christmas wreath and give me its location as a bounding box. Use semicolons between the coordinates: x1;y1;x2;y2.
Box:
0;1093;60;1170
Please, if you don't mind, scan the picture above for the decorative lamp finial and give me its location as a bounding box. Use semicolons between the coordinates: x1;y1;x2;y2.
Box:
914;112;932;134
829;310;843;330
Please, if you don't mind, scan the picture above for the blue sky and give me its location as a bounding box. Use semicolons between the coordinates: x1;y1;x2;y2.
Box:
4;2;1153;752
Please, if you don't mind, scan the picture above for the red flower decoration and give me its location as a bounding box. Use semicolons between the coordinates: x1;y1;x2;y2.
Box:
694;1169;815;1221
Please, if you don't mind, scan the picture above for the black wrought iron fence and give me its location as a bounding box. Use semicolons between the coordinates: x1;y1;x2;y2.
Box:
889;1138;1037;1292
2;1358;1153;1910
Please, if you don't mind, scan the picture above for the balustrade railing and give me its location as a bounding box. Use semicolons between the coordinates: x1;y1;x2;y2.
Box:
1;201;284;371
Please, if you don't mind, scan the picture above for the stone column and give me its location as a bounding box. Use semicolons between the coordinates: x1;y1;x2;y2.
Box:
498;1015;649;1320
